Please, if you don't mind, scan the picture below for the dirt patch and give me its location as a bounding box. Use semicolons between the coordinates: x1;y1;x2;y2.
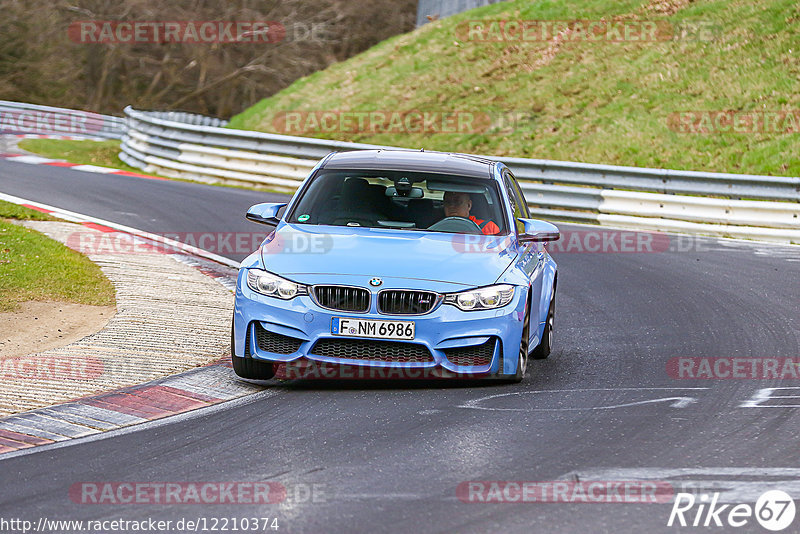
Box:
645;0;693;16
0;301;115;359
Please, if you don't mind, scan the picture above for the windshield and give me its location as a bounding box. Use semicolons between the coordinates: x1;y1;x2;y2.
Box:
287;169;508;235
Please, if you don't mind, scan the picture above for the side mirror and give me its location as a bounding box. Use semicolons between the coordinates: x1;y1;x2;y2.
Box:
518;218;560;243
246;203;287;226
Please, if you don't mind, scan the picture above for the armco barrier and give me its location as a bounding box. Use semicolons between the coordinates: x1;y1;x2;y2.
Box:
1;98;793;242
119;107;383;189
120;106;800;244
0;101;125;139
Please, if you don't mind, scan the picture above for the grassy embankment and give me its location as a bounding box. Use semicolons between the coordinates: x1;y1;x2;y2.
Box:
229;0;799;177
0;201;115;312
18;0;799;179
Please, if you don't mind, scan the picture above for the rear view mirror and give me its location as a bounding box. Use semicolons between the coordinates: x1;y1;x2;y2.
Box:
518;219;560;243
385;186;424;198
246;203;287;225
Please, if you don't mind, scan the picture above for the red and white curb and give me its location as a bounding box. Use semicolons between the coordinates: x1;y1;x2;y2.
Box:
0;360;262;454
11;134;107;141
0;191;239;270
0;152;166;181
0;133;165;181
0;194;253;455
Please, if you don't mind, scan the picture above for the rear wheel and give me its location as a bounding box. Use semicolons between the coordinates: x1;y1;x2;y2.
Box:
531;291;555;360
231;319;275;380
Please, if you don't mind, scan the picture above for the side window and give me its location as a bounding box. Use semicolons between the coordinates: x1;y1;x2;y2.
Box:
503;171;526;233
508;172;530;217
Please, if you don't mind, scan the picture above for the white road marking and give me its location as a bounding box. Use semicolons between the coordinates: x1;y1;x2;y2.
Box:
70;164;118;174
740;387;800;408
4;155;57;164
459;388;708;412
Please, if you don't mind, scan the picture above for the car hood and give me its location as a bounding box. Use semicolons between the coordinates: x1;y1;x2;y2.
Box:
259;224;517;288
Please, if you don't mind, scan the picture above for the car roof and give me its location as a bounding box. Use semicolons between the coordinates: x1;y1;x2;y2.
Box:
320;149;498;179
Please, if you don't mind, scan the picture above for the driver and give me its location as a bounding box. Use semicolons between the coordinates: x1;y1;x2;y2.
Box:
442;191;500;235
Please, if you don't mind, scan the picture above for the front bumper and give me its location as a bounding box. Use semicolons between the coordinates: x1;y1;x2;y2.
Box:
232;272;528;376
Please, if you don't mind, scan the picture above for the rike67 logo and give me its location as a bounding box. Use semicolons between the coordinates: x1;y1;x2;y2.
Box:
668;490;796;531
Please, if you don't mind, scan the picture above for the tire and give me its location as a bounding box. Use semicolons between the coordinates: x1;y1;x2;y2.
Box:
531;290;555;360
490;293;530;384
231;320;275;380
510;296;531;383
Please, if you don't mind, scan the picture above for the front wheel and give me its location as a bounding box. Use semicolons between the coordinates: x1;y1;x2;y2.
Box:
490;294;530;384
510;297;531;383
531;292;555;360
231;320;275;380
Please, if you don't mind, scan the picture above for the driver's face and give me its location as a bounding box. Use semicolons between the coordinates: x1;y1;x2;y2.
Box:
443;192;472;218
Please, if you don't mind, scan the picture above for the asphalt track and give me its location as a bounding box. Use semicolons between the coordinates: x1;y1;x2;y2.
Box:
1;158;800;533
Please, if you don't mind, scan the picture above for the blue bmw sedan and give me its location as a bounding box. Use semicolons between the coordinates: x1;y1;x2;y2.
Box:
232;149;559;383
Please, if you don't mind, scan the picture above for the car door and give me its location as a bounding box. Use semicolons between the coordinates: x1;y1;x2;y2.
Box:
504;170;545;344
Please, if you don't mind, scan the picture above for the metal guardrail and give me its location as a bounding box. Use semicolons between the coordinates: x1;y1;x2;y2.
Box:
120;106;800;243
0;99;794;242
114;106;796;244
416;0;503;26
0;100;126;139
120;107;388;189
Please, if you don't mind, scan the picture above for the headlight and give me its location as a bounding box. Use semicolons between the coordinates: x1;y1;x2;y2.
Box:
444;284;515;311
246;269;308;299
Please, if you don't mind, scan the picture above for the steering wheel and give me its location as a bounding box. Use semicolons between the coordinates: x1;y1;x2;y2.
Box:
427;217;482;234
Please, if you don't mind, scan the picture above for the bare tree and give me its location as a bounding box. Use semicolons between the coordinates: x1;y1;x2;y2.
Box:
0;0;416;117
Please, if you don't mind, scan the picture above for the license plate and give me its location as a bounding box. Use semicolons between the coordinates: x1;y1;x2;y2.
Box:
331;317;415;340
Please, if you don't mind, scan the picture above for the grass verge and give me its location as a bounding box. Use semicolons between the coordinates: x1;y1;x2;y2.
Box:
0;200;116;312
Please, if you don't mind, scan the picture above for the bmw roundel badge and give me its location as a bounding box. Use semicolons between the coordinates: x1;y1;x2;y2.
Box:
369;277;383;287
